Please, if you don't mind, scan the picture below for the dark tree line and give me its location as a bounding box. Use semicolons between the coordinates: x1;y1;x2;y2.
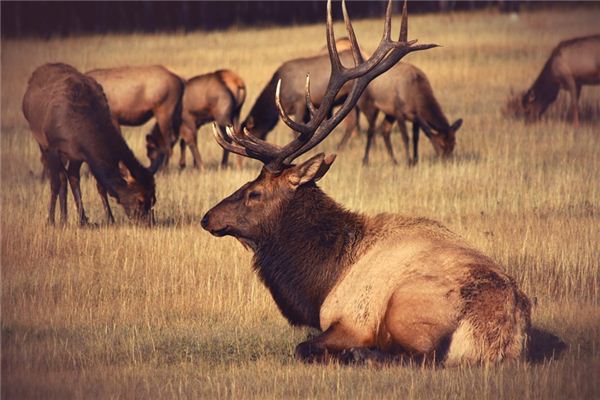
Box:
2;1;534;38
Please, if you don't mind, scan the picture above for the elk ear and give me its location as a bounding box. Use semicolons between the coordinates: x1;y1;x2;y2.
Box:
118;161;136;185
287;153;336;188
451;119;463;132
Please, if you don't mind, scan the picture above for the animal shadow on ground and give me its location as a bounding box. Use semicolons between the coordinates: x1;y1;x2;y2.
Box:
527;327;567;364
301;326;566;367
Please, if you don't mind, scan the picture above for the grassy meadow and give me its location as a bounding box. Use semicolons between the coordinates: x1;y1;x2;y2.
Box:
2;5;600;399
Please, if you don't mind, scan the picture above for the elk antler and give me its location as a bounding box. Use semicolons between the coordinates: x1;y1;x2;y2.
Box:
213;0;438;172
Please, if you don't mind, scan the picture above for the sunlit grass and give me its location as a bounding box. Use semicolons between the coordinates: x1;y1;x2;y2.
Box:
2;5;600;399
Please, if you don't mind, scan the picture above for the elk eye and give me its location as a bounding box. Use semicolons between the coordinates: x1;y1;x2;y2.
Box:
248;191;261;200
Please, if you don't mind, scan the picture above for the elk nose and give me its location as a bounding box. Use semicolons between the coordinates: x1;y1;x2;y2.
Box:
200;213;210;229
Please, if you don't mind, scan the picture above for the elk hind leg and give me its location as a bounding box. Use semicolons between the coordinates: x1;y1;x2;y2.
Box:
381;114;398;165
362;107;380;165
295;322;375;364
383;289;457;364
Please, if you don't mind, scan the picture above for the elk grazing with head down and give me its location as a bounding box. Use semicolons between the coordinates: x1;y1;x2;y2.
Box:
240;38;361;143
201;0;530;365
86;65;184;171
146;69;246;170
516;35;600;127
23;63;156;225
344;61;462;166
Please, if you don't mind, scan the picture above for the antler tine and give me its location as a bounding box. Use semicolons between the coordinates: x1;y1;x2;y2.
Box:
275;79;312;135
383;0;393;41
212;124;253;159
305;74;317;119
326;0;343;74
342;0;364;66
400;0;408;42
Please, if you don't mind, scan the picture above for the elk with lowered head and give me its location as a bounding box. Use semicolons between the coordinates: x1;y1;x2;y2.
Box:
241;39;362;142
23;63;156;225
86;65;184;171
146;69;246;170
348;61;462;166
201;0;530;365
511;34;600;127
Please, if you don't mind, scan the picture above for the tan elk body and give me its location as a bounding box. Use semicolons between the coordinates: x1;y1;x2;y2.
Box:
517;35;600;127
202;0;530;365
86;65;184;171
338;61;462;165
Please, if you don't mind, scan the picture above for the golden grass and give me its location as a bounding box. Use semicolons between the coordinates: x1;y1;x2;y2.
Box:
2;6;600;399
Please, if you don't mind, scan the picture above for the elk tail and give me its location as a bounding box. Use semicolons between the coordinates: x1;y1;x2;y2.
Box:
217;70;246;132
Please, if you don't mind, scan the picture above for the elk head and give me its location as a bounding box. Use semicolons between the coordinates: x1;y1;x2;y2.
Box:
117;161;156;223
421;118;462;158
202;0;436;245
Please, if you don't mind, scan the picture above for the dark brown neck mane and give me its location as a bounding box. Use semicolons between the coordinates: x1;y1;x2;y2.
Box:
83;120;153;200
253;184;366;328
530;56;560;107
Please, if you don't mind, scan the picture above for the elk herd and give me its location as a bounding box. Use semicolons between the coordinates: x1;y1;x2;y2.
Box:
22;0;598;366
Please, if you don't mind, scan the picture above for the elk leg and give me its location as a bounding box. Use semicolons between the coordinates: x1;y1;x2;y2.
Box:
96;181;115;224
66;160;89;226
45;152;68;225
155;111;176;164
412;120;420;166
295;322;374;364
381;115;398;165
571;82;581;128
178;138;187;169
362;108;379;166
337;107;360;150
58;168;68;225
45;160;60;226
180;124;203;170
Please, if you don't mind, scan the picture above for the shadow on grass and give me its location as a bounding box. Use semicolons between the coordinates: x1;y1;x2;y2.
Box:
527;327;567;364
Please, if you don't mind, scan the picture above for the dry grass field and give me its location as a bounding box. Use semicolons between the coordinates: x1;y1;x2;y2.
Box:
2;5;600;399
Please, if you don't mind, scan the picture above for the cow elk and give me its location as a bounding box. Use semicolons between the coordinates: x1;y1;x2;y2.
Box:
86;65;184;171
146;69;246;170
201;0;530;365
351;61;462;165
513;34;600;127
241;40;361;142
23;63;156;225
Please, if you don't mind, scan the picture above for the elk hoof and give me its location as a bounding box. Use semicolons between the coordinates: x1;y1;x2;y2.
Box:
362;158;369;166
295;342;326;363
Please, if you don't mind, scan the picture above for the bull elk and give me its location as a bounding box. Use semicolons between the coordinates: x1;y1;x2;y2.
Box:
201;0;530;365
517;34;600;127
146;69;246;170
86;65;184;171
348;61;462;166
23;63;156;225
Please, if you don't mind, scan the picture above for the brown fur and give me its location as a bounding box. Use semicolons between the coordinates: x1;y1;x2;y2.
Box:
241;49;358;140
86;65;184;171
162;69;246;170
339;62;462;165
202;154;530;365
519;35;600;127
23;63;156;225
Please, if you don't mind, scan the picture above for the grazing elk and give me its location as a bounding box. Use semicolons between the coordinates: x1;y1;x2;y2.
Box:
201;0;530;365
350;61;462;166
86;65;184;171
23;63;156;225
241;41;360;142
146;69;246;170
519;34;600;127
